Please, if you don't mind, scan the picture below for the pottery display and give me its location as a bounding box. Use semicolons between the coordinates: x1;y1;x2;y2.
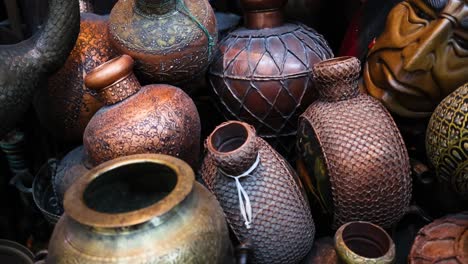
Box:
363;0;468;118
208;0;333;139
426;83;468;200
83;55;201;168
35;9;116;142
0;0;79;137
108;0;217;88
297;56;412;229
47;154;233;263
201;121;314;264
409;211;468;264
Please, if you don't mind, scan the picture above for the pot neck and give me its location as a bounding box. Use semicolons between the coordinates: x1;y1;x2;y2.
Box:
96;73;141;105
244;10;284;29
136;0;177;16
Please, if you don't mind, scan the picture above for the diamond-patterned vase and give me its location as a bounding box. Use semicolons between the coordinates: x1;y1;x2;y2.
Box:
208;0;332;138
426;82;468;200
297;56;412;229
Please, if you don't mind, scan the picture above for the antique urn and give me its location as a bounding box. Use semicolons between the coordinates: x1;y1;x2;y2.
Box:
426;82;468;200
83;55;201;168
108;0;217;88
297;56;412;229
47;154;233;263
208;0;333;140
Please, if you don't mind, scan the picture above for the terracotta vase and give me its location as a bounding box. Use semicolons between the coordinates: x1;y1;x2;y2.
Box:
35;10;116;142
409;212;468;264
297;56;411;229
47;154;233;263
108;0;217;88
426;83;468;200
208;0;333;139
201;121;314;264
83;55;201;168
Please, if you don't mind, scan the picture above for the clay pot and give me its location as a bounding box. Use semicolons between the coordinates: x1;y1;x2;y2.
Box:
47;154;233;263
208;0;333;139
201;121;314;264
0;239;46;264
83;55;201;168
426;83;468;200
409;212;468;264
35;12;116;142
297;56;411;229
108;0;217;89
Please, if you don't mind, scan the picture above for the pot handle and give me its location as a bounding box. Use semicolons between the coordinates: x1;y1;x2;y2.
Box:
34;249;48;264
9;170;33;194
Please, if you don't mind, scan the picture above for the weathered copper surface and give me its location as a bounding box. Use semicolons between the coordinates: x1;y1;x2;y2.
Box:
108;0;217;88
83;55;201;168
0;0;79;137
208;0;332;138
35;13;116;142
409;211;468;264
364;0;468;118
202;121;314;264
426;83;468;200
47;154;233;263
297;56;412;229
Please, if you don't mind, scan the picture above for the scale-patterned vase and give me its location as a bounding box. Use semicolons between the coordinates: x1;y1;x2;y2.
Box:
409;212;468;264
208;0;332;138
297;56;412;229
426;83;468;200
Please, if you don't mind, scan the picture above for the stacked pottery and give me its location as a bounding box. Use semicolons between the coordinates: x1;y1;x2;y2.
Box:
297;56;412;229
208;0;332;155
108;0;217;89
426;83;468;200
35;1;116;142
201;121;314;263
47;154;233;263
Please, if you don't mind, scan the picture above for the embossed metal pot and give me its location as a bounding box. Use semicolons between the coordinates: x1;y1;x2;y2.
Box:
108;0;217;88
409;212;468;264
47;154;233;263
426;83;468;200
208;0;333;139
297;56;412;229
83;55;201;168
35;11;116;142
201;121;314;264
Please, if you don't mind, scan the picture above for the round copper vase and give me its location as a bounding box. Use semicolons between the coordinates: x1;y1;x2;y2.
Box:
108;0;217;89
409;212;468;264
208;0;333;138
297;56;412;229
202;121;315;264
47;154;233;263
83;55;201;168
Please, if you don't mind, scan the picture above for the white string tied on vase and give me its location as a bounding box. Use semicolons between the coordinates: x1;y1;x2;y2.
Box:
218;154;261;230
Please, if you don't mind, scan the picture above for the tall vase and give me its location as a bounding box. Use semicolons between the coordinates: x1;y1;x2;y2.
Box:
108;0;217;90
297;56;411;229
201;121;315;264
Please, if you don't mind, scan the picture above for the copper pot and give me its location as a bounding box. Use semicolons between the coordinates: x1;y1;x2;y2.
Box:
47;154;233;263
208;0;333;139
201;121;314;264
35;12;116;142
108;0;217;89
83;55;201;168
297;56;411;229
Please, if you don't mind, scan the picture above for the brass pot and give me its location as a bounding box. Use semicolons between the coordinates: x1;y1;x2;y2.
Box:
47;154;233;263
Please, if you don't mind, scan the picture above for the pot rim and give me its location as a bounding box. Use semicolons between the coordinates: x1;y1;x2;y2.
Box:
206;120;255;156
64;154;194;228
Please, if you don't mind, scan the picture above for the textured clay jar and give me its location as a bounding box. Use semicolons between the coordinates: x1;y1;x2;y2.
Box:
297;56;412;229
201;121;315;264
409;212;468;264
108;0;217;88
36;10;116;142
83;55;201;168
208;0;333;139
47;154;233;263
426;83;468;200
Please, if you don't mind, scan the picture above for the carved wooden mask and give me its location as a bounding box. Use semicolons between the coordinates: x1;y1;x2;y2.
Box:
363;0;468;118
